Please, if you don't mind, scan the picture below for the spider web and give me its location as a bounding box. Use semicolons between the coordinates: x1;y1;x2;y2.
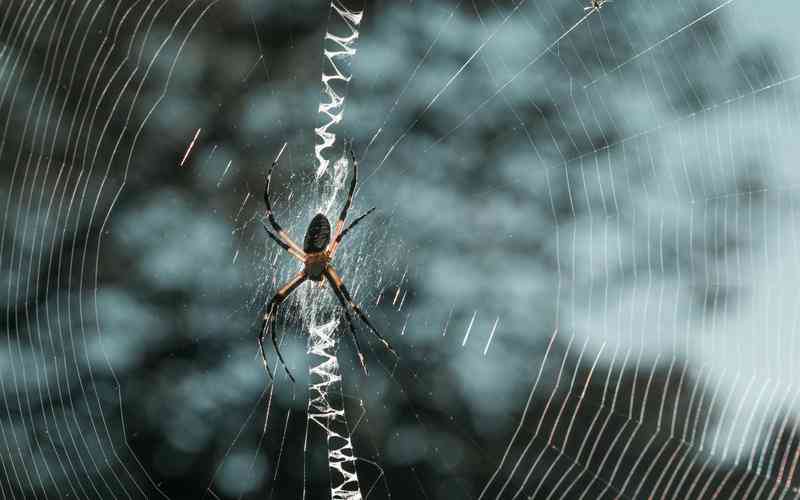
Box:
2;0;800;499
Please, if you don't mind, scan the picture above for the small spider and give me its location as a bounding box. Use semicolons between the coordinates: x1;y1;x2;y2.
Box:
259;146;395;382
584;0;611;12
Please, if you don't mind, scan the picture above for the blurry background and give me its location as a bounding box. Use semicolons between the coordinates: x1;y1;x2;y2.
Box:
1;0;800;498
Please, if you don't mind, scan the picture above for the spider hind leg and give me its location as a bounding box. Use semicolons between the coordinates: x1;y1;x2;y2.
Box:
325;267;397;358
259;271;307;383
325;271;369;375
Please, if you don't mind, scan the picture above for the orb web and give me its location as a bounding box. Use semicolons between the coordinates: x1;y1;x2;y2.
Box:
2;0;800;499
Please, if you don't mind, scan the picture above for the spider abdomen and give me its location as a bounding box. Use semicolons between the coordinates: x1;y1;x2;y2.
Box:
304;213;331;253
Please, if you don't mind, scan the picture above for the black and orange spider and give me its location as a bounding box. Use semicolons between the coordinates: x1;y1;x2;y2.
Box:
584;0;611;11
258;147;395;382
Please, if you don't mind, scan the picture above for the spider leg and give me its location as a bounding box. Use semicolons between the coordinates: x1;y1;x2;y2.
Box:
325;272;369;375
262;223;305;261
325;267;397;357
331;147;359;242
264;144;306;258
259;270;307;382
327;207;375;257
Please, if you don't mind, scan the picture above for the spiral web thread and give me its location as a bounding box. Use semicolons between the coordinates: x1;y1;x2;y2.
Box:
304;2;363;499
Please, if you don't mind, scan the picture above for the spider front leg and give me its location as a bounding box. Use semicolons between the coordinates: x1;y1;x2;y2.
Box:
330;149;359;245
327;207;375;258
264;144;305;259
263;223;305;261
325;267;397;357
259;270;307;382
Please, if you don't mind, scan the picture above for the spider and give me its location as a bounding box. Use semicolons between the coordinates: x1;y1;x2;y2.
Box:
584;0;611;11
258;146;395;382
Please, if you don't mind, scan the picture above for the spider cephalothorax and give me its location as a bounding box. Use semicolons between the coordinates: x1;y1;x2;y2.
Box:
258;147;394;382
